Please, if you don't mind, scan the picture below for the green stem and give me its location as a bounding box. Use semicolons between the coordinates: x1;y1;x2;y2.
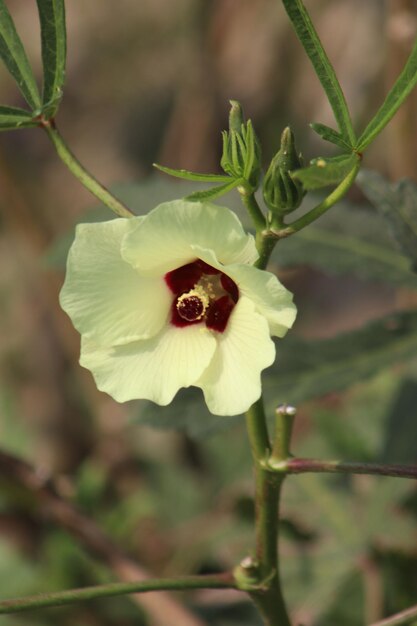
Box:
255;233;277;270
270;405;296;465
370;603;417;626
236;186;278;269
42;120;135;219
238;187;266;232
244;399;292;626
0;574;234;615
245;398;271;460
267;162;360;239
270;457;417;480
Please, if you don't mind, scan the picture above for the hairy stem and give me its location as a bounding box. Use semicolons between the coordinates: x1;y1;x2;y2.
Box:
42;120;135;219
0;574;235;615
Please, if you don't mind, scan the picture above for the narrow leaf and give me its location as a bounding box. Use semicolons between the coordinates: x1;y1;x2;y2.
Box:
185;178;243;201
243;120;255;180
277;201;417;288
154;163;231;183
380;379;417;464
0;104;38;130
137;310;417;437
357;36;417;151
281;0;355;145
36;0;66;117
310;122;352;150
266;309;417;406
0;0;41;109
292;153;359;190
358;169;417;268
231;130;244;174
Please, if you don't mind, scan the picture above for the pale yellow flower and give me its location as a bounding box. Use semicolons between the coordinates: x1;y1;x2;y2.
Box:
60;200;296;416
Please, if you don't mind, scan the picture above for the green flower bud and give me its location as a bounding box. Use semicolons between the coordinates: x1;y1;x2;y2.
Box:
220;101;261;190
262;127;305;219
228;100;244;133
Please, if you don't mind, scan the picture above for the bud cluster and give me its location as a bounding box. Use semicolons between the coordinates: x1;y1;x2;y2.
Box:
220;101;261;191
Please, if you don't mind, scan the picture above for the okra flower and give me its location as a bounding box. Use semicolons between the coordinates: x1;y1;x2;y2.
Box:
60;200;296;416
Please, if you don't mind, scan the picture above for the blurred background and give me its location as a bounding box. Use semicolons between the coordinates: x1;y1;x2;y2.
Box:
0;0;416;624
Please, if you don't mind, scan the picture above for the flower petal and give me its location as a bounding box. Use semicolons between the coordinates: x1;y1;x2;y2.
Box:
60;218;172;346
121;200;258;275
196;296;275;416
80;323;217;404
224;265;297;337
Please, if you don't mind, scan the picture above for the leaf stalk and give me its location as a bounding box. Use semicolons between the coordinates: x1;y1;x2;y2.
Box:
42;119;135;219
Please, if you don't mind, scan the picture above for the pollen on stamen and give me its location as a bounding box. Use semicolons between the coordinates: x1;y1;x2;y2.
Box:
176;287;209;322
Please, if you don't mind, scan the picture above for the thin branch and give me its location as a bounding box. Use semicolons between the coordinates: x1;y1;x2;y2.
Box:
42;120;135;219
278;458;417;480
0;449;207;626
0;574;235;615
265;161;360;240
370;603;417;626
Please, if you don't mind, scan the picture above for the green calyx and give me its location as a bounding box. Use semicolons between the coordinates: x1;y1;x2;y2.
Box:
221;100;261;191
262;127;306;221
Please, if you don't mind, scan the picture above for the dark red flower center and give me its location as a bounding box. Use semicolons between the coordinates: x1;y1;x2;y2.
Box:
165;259;239;333
176;293;206;322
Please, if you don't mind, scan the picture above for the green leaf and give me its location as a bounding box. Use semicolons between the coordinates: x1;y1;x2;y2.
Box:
362;477;415;546
313;409;374;461
310;123;352;150
285;532;359;618
291;154;360;190
281;0;355;146
266;310;417;407
277;201;417;288
154;163;231;183
0;0;41;109
357;36;417;151
134;388;241;438
317;572;364;626
185;177;243;201
358;170;417;268
380;379;417;464
242;120;255;180
47;177;417;289
36;0;67;117
0;104;38;130
136;310;417;437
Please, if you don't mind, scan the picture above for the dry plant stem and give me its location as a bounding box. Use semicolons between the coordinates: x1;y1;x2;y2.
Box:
0;574;234;615
0;449;206;626
42;120;135;219
370;603;417;626
282;458;417;480
245;399;292;626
